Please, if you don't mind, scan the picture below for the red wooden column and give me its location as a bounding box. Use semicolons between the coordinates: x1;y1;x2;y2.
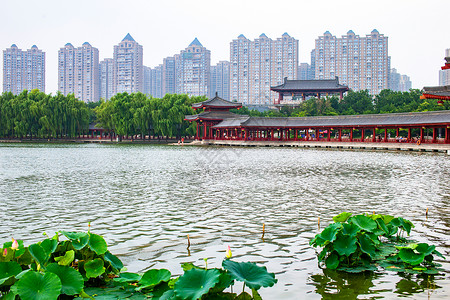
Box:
372;128;376;142
432;128;437;143
327;129;331;141
384;128;388;142
295;129;298;140
271;129;274;141
203;122;207;139
361;129;365;142
278;93;283;105
338;128;342;141
306;129;310;141
316;128;320;141
396;128;400;139
420;127;424;143
408;128;411;142
446;127;450;143
350;128;353;142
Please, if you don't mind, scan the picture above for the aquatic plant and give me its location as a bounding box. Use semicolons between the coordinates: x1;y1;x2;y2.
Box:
0;232;276;299
310;212;446;274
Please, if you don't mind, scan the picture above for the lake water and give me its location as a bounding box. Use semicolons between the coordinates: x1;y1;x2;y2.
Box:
0;143;449;299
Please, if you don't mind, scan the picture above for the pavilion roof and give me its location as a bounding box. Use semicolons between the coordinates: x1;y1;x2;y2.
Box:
422;85;450;100
213;110;450;129
192;93;242;109
271;77;349;92
185;110;246;122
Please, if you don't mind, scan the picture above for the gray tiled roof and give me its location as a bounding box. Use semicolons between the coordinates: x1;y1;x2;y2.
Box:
192;94;242;109
213;110;450;128
423;85;450;97
271;77;349;92
185;111;245;121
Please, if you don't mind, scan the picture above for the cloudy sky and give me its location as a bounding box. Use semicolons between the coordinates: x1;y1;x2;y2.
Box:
1;0;449;93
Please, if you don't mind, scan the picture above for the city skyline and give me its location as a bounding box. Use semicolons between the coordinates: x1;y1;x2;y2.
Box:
1;0;448;94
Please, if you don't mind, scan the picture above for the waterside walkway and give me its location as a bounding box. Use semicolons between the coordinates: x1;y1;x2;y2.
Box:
186;139;450;155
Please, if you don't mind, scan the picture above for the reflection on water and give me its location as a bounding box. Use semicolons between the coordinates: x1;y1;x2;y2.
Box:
0;143;449;299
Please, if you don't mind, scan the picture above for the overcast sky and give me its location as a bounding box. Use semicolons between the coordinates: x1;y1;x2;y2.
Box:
1;0;449;94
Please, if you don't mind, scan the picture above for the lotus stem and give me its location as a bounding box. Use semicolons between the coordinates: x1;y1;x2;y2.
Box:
262;223;265;239
187;234;190;249
426;208;429;218
318;217;320;230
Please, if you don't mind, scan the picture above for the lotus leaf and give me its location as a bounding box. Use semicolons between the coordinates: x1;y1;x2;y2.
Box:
337;265;377;273
332;212;352;223
150;282;173;300
235;292;252;299
222;260;277;290
390;217;414;235
333;234;357;256
28;243;49;267
375;218;389;235
325;252;339;269
16;271;62;300
3;240;26;257
61;231;89;250
349;215;377;233
318;223;342;243
415;243;435;256
88;233;107;255
432;249;445;259
104;251;124;272
54;250;74;266
174;268;221;300
181;262;203;271
114;272;142;283
309;235;327;247
358;234;377;259
342;223;360;236
0;261;22;285
46;263;84;295
40;239;58;255
209;270;234;294
84;258;106;278
398;248;425;265
137;269;171;290
381;215;395;224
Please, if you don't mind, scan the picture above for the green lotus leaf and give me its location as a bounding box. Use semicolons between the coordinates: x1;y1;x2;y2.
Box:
46;263;84;295
210;270;234;293
358;234;377;258
150;282;173;300
384;224;398;237
61;231;89;250
381;215;395;224
332;212;352;223
88;233;107;255
318;223;342;243
367;214;383;221
337;265;377;273
318;248;327;261
0;261;22;285
390;217;414;235
16;271;61;300
349;215;377;233
28;243;49;267
114;272;142;283
174;268;221;300
84;258;105;278
375;218;389;235
432;249;445;259
325;252;339;269
181;262;203;271
40;239;58;255
398;248;425;265
54;250;74;266
395;243;418;250
342;223;360;236
310;235;327;247
235;292;252;300
104;251;124;272
333;234;357;256
137;269;171;290
415;243;435;256
0;291;16;300
222;260;277;290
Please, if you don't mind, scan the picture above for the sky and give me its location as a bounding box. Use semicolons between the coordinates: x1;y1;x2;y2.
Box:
1;0;449;94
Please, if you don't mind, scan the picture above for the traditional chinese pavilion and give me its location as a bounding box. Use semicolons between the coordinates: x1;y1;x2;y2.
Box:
421;55;450;105
184;93;247;139
271;77;349;104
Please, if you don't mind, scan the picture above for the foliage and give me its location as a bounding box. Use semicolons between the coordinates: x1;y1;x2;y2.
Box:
310;212;445;274
0;232;276;299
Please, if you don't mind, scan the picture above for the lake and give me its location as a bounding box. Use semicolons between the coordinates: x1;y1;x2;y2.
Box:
0;143;449;299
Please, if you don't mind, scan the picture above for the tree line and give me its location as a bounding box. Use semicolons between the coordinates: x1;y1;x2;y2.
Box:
0;89;448;140
232;89;449;117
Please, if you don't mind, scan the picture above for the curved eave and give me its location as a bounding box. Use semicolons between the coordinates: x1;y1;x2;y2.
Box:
270;87;349;93
192;104;242;109
421;93;450;100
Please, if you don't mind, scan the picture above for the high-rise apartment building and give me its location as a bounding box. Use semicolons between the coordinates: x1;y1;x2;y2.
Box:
439;49;450;86
389;68;412;92
99;58;114;100
210;61;230;99
314;29;389;95
163;56;176;95
143;66;152;96
175;38;210;97
3;44;45;94
58;42;99;102
113;33;144;94
230;33;298;105
151;65;163;98
298;63;313;80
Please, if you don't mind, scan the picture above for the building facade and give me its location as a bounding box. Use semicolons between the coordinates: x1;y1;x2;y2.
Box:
99;58;114;100
3;44;45;94
209;61;230;100
175;38;210;97
439;49;450;86
150;65;163;98
314;29;389;95
162;56;176;95
58;42;99;102
113;33;144;94
389;68;412;92
230;33;298;106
